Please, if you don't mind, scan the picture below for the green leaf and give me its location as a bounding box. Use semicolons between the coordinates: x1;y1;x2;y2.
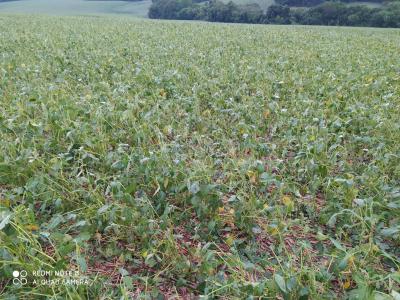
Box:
338;255;350;271
286;277;297;291
123;276;133;289
381;226;399;237
274;273;287;293
327;215;337;228
0;211;12;230
76;256;87;272
97;204;111;214
330;238;346;252
111;160;126;170
392;290;400;300
119;268;129;277
189;182;200;195
47;215;64;230
73;232;91;243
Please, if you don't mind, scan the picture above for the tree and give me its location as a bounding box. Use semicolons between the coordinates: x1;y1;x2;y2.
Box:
149;0;192;19
265;5;291;24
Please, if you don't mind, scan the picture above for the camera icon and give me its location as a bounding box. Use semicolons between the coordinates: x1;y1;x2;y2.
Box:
12;270;28;285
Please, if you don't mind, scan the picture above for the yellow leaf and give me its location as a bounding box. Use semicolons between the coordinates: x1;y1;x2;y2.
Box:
268;225;279;236
163;125;172;135
0;198;11;207
247;170;257;183
95;232;102;242
142;250;148;258
218;207;225;214
282;195;293;207
348;255;355;267
270;227;279;236
163;178;169;189
25;224;39;231
202;109;211;116
343;279;351;289
226;234;234;246
163;127;170;135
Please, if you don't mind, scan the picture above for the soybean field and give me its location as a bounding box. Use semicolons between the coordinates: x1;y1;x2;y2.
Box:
0;15;399;299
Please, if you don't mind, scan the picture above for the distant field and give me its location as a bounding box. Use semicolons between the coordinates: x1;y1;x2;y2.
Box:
1;14;399;299
0;0;151;17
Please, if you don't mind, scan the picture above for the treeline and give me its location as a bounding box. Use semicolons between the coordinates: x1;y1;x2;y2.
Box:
148;0;400;27
275;0;383;7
